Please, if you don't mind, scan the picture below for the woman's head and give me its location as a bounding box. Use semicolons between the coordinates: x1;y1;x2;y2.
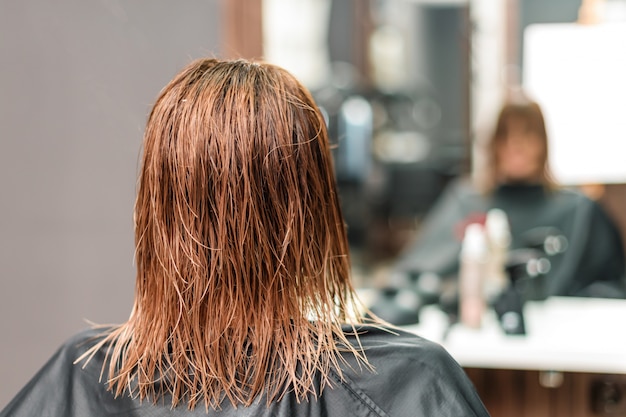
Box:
95;58;365;409
482;96;555;191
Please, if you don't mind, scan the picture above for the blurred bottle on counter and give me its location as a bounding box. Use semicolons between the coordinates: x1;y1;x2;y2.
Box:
459;223;488;328
484;208;511;301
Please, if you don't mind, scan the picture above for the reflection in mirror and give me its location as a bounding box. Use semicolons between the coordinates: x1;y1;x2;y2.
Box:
264;0;626;290
264;0;471;287
262;2;626;416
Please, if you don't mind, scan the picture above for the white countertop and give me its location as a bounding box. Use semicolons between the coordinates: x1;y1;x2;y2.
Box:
399;296;626;374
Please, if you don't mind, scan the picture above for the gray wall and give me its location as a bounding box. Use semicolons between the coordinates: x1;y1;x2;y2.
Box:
0;0;221;408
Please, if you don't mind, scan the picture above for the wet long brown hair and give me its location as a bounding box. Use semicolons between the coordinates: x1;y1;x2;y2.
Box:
79;58;368;409
478;96;556;193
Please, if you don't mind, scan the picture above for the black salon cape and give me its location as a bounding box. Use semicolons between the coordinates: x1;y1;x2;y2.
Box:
0;326;489;417
395;179;626;299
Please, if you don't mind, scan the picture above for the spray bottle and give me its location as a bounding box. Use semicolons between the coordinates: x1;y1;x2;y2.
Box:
459;223;488;329
484;208;511;302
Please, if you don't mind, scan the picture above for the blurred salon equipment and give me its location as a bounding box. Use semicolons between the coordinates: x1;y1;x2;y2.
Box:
363;210;626;416
367;287;422;326
317;85;459;254
369;215;568;326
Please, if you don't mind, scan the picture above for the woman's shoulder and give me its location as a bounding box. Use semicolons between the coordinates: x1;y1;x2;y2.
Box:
342;324;442;348
0;327;123;417
341;324;455;369
57;327;114;364
550;186;591;202
339;324;470;387
337;324;489;416
546;187;607;220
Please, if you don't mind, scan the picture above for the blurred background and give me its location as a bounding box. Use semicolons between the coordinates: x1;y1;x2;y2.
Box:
1;0;626;414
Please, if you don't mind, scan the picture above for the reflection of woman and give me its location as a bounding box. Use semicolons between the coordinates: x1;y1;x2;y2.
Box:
395;97;625;299
1;59;488;416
